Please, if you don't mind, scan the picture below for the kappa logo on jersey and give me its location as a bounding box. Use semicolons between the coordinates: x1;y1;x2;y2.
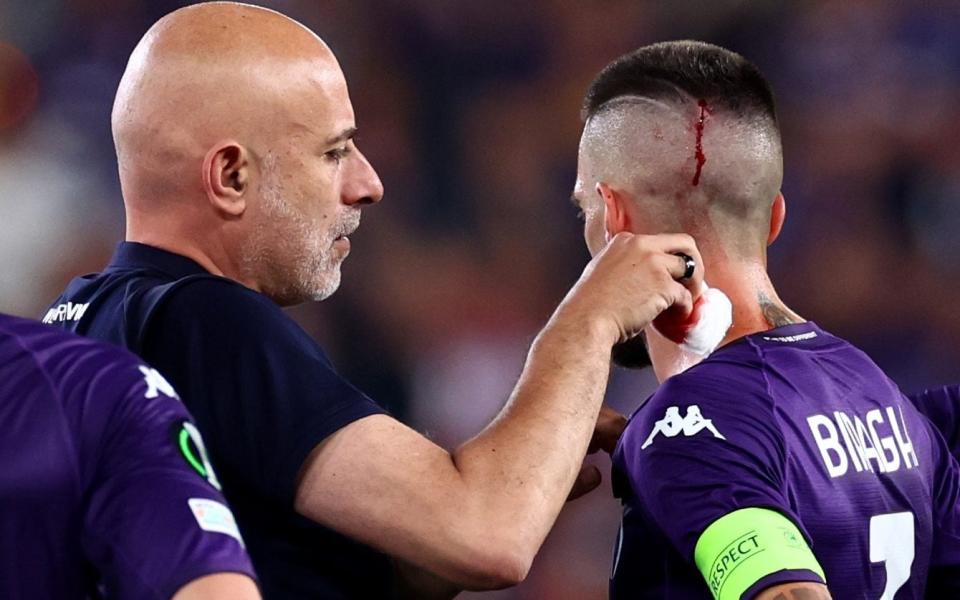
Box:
41;302;89;324
139;365;179;400
641;405;726;449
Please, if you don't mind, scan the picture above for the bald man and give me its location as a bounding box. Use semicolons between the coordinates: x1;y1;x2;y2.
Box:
45;4;705;598
571;41;960;600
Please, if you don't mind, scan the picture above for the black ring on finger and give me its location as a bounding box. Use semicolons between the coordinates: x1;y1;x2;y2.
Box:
675;253;696;281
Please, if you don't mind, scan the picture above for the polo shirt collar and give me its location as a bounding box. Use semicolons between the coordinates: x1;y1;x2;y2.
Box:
106;242;210;279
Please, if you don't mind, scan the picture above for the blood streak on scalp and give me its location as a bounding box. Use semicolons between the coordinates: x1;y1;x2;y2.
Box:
691;99;710;186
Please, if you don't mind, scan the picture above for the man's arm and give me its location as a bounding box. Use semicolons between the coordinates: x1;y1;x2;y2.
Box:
82;360;258;599
295;233;701;590
392;558;460;600
566;405;629;501
390;406;626;598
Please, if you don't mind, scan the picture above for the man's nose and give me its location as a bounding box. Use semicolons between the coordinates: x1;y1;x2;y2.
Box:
343;149;383;206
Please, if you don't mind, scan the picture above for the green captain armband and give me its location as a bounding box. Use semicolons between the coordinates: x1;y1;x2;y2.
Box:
693;507;825;600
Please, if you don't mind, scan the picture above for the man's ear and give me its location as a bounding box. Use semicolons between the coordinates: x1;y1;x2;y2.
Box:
202;141;249;217
596;182;632;241
768;192;786;246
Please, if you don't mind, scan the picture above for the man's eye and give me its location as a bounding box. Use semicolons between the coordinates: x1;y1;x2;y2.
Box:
325;147;349;163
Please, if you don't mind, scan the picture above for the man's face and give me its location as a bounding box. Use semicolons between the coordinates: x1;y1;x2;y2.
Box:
571;171;607;258
244;65;384;306
572;148;653;369
572;138;661;256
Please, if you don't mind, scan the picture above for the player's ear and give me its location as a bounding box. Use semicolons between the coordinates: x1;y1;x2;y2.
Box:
202;141;249;217
768;192;786;246
596;182;633;242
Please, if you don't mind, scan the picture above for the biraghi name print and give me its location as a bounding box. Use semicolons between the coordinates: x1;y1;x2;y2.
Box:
807;405;917;478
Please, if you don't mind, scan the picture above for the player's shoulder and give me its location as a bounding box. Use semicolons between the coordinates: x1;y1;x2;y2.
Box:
620;343;780;458
646;342;772;415
910;385;960;456
1;313;142;378
0;313;176;430
911;386;960;422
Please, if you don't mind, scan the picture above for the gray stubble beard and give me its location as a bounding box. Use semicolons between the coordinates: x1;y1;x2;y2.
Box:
242;167;346;304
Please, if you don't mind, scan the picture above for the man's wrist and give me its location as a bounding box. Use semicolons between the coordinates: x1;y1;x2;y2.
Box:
544;306;620;350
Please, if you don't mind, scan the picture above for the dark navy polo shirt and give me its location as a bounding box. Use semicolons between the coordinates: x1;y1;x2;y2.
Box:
45;242;393;599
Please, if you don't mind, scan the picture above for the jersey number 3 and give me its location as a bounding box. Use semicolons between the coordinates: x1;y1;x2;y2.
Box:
869;511;914;600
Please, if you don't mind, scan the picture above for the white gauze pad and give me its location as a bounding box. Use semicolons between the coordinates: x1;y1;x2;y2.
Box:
681;283;733;357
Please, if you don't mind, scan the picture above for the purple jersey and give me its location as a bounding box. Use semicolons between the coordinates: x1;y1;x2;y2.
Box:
0;314;255;599
910;386;960;461
611;322;960;599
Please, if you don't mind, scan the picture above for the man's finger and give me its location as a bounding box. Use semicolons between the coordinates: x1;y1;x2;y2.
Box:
661;253;691;282
674;240;706;297
649;232;697;256
676;253;696;281
652;233;705;296
567;465;602;502
664;284;694;321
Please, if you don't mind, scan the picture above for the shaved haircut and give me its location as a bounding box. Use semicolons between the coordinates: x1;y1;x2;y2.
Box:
583;40;779;126
578;41;784;259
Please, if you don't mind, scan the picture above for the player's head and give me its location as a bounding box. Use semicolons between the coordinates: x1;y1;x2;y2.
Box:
112;2;383;306
574;41;784;263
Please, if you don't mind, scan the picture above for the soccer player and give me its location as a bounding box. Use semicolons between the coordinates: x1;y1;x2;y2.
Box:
0;312;258;599
44;3;704;597
571;41;960;599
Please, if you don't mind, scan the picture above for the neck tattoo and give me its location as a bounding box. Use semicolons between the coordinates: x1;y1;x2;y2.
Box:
758;291;801;328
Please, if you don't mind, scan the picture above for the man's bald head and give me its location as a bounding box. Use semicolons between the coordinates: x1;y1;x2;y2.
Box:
575;41;783;259
113;2;341;191
113;2;383;306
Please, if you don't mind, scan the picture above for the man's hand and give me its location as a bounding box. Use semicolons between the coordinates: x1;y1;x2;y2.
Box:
557;233;705;346
568;406;628;501
295;232;706;592
589;405;628;454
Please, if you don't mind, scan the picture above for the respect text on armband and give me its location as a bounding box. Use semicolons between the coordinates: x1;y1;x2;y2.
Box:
707;532;762;596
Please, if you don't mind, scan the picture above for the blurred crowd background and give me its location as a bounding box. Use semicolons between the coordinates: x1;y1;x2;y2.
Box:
2;1;960;597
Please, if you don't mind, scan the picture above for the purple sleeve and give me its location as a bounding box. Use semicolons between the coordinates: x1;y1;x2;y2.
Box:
909;386;960;460
927;413;960;592
81;361;256;599
908;385;960;589
619;362;823;589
